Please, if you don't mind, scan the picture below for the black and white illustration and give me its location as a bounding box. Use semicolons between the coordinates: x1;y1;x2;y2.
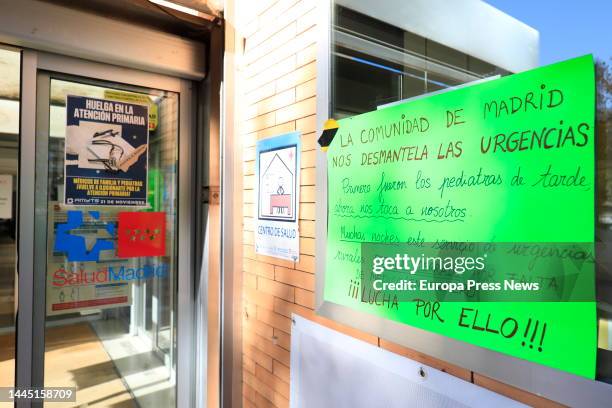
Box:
258;145;297;221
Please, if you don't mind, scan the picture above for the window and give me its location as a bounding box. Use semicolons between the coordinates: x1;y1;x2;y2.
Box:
331;4;508;118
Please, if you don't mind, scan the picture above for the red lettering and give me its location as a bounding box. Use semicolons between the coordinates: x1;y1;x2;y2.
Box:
53;269;68;287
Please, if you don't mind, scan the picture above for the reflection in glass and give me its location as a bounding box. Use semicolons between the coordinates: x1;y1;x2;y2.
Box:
331;4;507;117
43;79;178;407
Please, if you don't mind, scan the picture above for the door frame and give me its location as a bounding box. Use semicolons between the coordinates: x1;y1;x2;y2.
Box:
16;50;198;407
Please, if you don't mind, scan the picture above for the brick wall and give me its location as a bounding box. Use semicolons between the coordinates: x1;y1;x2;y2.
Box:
237;1;563;407
239;2;317;406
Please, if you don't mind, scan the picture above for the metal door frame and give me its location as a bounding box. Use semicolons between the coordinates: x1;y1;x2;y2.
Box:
16;50;198;408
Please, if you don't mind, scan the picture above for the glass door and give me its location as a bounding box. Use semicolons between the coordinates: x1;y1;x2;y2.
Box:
20;52;196;408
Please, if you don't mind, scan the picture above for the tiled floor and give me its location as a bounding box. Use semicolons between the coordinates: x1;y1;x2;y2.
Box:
0;323;135;408
0;321;175;408
44;323;136;408
92;319;175;408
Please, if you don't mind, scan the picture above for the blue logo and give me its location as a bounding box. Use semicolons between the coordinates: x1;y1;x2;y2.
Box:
54;210;115;262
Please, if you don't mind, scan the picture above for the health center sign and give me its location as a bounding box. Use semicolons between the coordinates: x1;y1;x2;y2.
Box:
323;55;596;378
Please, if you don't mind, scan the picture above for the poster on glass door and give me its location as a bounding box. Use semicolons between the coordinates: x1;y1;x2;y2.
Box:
46;203;131;316
255;132;301;261
64;95;149;206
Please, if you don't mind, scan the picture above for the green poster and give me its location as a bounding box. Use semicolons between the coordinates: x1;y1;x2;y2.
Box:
324;55;596;378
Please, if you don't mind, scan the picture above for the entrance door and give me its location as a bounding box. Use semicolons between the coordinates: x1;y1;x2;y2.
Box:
17;51;196;408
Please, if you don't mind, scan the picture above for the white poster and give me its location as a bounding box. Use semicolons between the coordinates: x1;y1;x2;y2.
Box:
0;175;12;219
291;315;528;408
255;132;301;261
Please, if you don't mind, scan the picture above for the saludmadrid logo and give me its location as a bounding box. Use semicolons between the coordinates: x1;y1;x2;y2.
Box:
52;264;168;287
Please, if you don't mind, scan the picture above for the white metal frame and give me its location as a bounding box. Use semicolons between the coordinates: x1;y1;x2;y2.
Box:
334;0;539;73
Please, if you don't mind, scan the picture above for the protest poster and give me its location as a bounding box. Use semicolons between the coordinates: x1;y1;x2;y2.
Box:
323;55;596;378
64;95;148;206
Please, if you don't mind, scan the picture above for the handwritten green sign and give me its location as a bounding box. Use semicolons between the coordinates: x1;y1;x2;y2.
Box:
324;55;596;378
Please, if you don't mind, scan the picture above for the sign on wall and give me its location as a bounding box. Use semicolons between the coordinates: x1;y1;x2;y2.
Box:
323;55;596;378
255;132;301;261
64;95;149;206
